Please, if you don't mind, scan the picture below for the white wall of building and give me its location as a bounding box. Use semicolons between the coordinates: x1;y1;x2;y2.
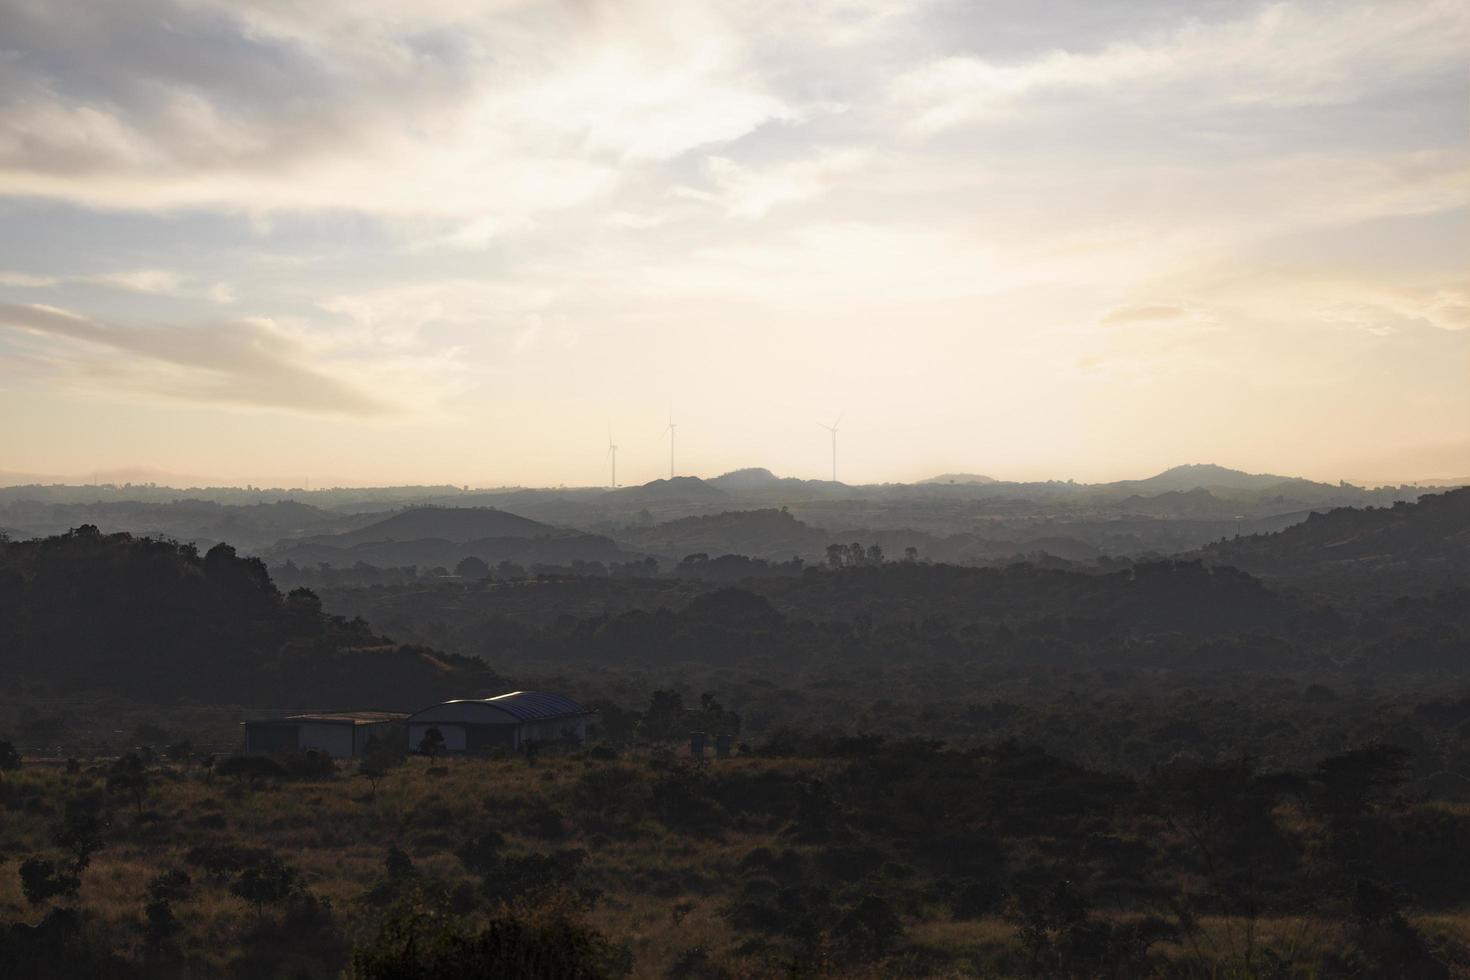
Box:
296;723;354;758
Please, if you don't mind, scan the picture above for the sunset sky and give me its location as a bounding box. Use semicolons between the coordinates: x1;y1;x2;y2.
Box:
0;0;1466;488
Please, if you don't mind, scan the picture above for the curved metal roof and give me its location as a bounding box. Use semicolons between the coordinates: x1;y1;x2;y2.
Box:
483;690;587;721
407;691;590;724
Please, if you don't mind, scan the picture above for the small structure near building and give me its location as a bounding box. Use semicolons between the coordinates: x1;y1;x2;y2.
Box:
406;691;593;755
242;712;407;758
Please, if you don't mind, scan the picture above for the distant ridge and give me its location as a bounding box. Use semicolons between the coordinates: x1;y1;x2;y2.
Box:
1199;487;1469;584
301;506;552;546
1115;464;1301;493
919;473;997;485
708;467;783;489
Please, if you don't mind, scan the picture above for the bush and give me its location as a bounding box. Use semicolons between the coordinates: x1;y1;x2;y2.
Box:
283;748;337;781
0;907;137;980
215;755;287;785
481;850;587;905
350;892;630;979
184;843;274;880
18;857;80;905
231;854;300;914
454;830;506;875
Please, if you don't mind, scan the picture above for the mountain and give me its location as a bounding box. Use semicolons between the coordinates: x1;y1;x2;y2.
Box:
0;526;501;706
708;467;784;489
919;473;997;485
1110;464;1299;494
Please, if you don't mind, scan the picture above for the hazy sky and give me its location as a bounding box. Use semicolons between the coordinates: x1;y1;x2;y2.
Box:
0;0;1466;488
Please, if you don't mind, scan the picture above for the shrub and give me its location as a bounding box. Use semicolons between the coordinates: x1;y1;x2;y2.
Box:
0;907;136;980
831;895;903;963
184;843;274;880
481;850;588;905
18;857;81;905
231;854;300;915
283;748;337;781
215;755;287;785
349;892;630;979
455;830;505;875
51;793;108;871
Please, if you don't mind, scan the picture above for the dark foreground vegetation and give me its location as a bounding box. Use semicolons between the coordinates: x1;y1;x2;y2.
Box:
0;489;1467;976
3;738;1470;977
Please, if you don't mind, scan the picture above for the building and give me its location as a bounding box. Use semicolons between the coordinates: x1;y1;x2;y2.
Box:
242;711;408;758
406;691;593;754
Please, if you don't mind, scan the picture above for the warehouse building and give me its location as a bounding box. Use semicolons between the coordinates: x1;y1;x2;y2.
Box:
406;691;593;754
242;711;407;758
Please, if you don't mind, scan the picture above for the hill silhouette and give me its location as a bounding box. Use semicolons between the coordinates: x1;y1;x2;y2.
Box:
297;506;552;545
1200;487;1469;592
616;508;831;561
919;473;997;485
0;526;501;706
1107;463;1299;494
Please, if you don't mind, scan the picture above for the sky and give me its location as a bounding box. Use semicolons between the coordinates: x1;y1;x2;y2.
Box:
0;0;1466;489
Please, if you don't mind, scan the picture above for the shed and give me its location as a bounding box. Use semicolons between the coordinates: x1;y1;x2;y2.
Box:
242;711;408;758
406;691;592;754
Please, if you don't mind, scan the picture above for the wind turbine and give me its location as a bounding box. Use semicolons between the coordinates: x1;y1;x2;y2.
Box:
819;413;843;483
606;430;618;488
665;408;678;480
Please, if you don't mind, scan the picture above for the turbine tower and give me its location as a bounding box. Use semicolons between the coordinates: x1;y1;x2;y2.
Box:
819;413;843;483
606;431;618;488
665;408;678;480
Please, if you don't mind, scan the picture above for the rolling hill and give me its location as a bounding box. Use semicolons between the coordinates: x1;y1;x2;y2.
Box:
291;506;553;546
0;526;502;706
1199;487;1469;593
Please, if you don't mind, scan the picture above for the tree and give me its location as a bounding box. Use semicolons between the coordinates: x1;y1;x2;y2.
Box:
455;556;490;580
107;753;151;814
51;794;108;873
18;858;80;905
360;737;401;799
1314;744;1410;818
231;854;299;916
285;587;324;634
640;691;688;741
418;727;447;763
216;754;288;787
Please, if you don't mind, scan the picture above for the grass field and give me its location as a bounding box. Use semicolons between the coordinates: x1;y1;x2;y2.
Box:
3;750;1469;978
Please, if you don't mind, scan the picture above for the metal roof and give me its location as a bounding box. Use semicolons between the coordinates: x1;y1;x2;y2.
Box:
482;691;588;721
286;711;408;725
241;711;407;726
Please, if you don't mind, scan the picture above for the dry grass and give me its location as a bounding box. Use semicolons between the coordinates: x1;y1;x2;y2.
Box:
5;756;1470;978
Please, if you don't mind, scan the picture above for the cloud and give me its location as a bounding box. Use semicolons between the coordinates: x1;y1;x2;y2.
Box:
1101;304;1191;325
0;0;793;219
0;271;61;287
88;268;184;295
0;301;394;415
676;148;871;218
890;0;1468;133
0;266;238;302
